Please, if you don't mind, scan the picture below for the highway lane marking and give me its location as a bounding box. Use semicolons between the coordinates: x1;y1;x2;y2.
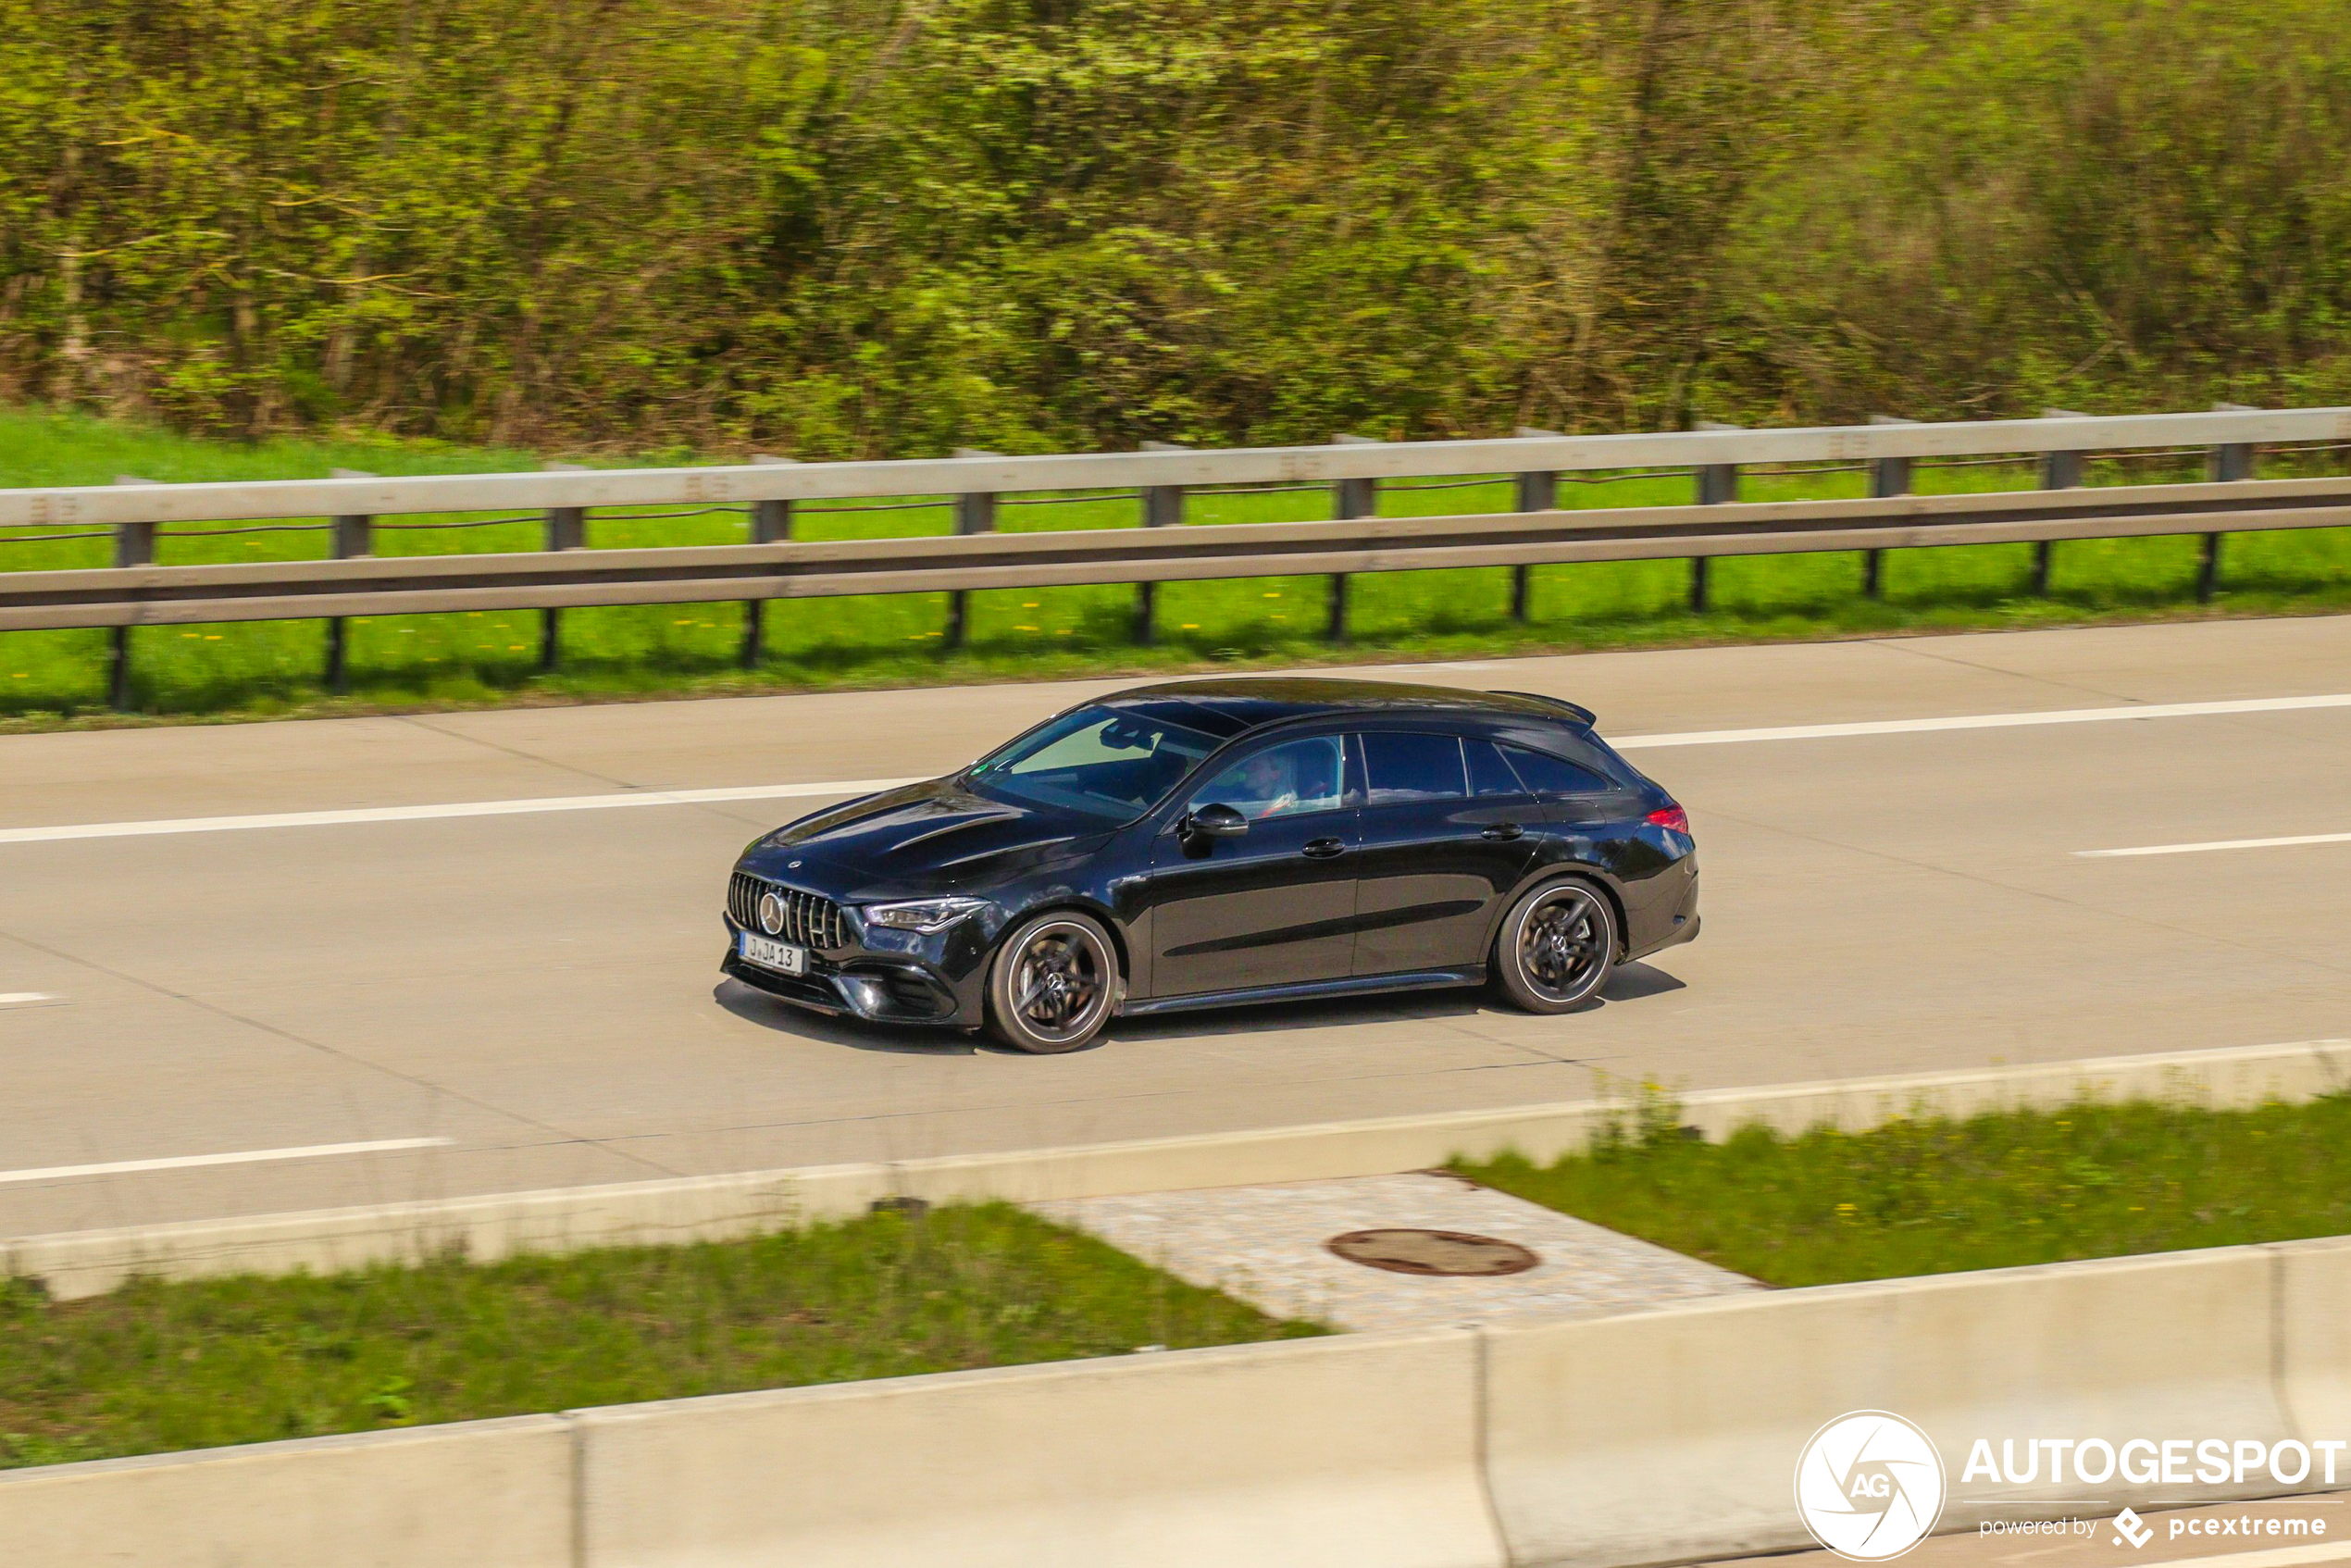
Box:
0;1136;454;1187
1611;691;2351;750
2078;831;2351;859
0;991;59;1008
0;778;921;845
2;692;2347;845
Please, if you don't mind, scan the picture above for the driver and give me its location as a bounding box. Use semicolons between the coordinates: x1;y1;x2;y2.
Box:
1237;747;1303;818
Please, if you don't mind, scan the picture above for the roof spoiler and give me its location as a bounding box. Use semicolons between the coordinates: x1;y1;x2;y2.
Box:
1490;691;1598;727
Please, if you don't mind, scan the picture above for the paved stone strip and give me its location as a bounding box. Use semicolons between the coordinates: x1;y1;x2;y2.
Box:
1032;1171;1761;1331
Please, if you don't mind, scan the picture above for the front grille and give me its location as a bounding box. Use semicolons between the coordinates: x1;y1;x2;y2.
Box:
728;872;849;949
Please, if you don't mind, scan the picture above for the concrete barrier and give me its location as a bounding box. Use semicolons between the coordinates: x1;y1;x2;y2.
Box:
2277;1237;2351;1439
10;1037;2343;1299
0;1414;573;1568
573;1329;1505;1568
1482;1247;2300;1567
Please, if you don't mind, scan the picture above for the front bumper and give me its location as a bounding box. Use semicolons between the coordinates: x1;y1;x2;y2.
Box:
719;944;952;1023
721;870;994;1028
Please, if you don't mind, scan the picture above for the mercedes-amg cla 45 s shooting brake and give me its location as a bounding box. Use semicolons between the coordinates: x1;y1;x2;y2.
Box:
722;678;1699;1052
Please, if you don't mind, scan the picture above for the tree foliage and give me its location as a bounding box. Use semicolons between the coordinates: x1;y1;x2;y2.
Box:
4;0;2348;454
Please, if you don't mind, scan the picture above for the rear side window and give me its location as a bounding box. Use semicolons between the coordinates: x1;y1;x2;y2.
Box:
1465;739;1526;798
1501;744;1613;796
1361;732;1467;804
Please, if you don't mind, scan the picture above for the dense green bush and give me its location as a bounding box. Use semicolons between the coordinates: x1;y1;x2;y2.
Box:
4;0;2348;454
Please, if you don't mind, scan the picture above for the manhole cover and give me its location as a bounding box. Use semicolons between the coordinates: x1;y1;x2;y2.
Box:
1326;1228;1540;1277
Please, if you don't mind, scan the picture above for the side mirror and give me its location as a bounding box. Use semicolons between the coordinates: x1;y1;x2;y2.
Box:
1183;803;1250;840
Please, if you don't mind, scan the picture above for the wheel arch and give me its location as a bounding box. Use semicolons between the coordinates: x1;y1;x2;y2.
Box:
996;895;1134;985
1487;863;1631;961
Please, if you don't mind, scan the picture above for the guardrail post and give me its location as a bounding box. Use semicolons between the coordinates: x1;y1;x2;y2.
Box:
326;468;375;693
1135;441;1186;644
1329;434;1379;641
947;449;998;650
1690;422;1739;613
1511;427;1559;622
541;462;590;672
1863;416;1913;599
2200;403;2257;604
742;454;796;668
108;475;157;710
2034;409;2087;595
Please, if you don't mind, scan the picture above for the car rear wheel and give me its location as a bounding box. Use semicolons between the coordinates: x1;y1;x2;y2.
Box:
985;911;1120;1053
1493;879;1617;1014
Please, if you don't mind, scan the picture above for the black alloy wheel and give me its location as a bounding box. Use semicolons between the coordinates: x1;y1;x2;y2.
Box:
986;911;1120;1053
1494;879;1617;1014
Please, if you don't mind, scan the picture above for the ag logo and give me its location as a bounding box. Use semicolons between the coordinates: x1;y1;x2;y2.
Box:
1794;1411;1947;1561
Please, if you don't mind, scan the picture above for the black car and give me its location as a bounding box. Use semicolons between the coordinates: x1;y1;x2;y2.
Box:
722;678;1698;1052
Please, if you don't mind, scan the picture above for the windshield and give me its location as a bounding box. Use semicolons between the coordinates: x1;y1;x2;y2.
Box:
965;704;1220;821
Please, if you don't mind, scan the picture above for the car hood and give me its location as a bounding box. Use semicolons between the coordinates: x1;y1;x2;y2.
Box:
742;777;1108;893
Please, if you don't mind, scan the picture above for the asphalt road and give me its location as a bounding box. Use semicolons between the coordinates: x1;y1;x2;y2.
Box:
2;615;2347;1235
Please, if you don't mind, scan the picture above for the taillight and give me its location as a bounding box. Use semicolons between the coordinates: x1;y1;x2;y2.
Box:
1646;804;1690;835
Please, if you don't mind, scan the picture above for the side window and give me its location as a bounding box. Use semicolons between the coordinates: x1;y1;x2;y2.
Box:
1361;731;1468;805
1465;739;1525;798
1500;744;1613;797
1186;736;1347;821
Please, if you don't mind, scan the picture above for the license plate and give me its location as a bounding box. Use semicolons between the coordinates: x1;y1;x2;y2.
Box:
737;931;807;976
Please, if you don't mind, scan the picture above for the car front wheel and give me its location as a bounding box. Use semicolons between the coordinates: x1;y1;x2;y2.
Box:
1493;879;1617;1014
985;911;1121;1053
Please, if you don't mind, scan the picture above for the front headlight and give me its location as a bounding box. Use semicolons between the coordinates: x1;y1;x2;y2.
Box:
861;896;989;934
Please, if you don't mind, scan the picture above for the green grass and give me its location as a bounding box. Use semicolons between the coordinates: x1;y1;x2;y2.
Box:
1455;1094;2351;1289
4;404;2350;729
0;1202;1322;1470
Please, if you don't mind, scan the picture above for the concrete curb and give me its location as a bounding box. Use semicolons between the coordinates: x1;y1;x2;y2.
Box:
7;1037;2345;1300
10;1237;2351;1567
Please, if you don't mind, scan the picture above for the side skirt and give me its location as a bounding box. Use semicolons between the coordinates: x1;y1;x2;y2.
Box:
1118;965;1485;1019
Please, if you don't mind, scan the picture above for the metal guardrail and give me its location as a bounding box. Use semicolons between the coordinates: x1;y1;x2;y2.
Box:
3;405;2348;707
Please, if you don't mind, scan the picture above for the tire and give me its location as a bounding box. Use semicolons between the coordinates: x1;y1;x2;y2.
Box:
985;910;1121;1053
1492;878;1618;1014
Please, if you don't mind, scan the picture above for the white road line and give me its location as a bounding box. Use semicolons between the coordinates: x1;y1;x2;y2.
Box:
2078;831;2351;859
3;692;2347;846
0;1136;455;1187
0;991;58;1007
0;778;921;845
1611;691;2351;750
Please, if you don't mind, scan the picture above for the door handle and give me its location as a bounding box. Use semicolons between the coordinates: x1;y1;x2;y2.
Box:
1301;838;1347;859
1481;823;1526;841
